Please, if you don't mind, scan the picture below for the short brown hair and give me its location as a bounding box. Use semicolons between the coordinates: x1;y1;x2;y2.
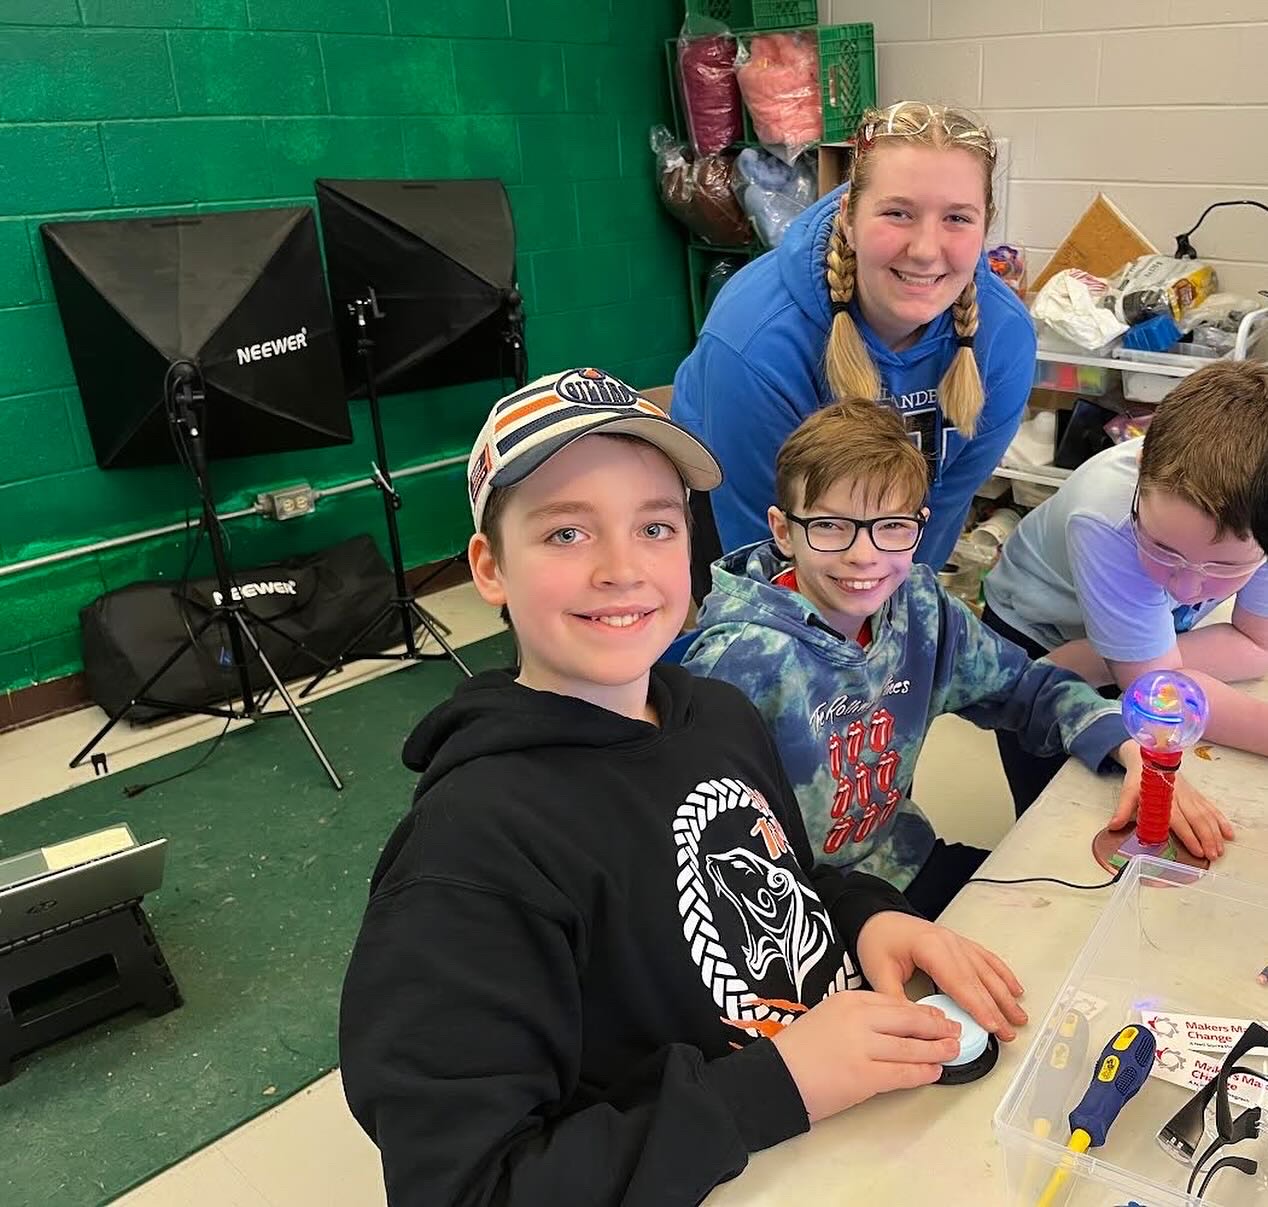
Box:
480;482;514;561
1139;361;1268;539
1253;455;1268;552
775;398;929;515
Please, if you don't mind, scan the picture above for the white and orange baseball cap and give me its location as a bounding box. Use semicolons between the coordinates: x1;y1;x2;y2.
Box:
466;367;722;529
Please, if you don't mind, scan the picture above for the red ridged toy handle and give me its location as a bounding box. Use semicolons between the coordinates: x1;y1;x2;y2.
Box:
1137;749;1182;845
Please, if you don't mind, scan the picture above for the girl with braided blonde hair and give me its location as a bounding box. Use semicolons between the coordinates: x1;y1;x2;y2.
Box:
674;101;1037;603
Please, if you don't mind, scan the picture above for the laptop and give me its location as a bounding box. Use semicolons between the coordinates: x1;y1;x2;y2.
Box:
0;825;167;944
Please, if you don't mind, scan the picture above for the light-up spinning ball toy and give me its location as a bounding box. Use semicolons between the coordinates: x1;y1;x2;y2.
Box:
1092;670;1210;873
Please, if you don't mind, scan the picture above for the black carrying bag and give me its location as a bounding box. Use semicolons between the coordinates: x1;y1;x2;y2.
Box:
79;534;401;722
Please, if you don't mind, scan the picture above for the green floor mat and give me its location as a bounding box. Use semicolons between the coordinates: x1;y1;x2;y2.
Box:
0;633;514;1207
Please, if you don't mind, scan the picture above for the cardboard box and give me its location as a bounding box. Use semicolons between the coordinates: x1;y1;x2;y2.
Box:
643;384;674;412
817;141;852;197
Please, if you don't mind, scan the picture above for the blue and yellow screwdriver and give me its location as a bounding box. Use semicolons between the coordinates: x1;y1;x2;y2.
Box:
1036;1023;1157;1207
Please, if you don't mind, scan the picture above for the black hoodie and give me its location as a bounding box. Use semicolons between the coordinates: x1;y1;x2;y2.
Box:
340;663;914;1206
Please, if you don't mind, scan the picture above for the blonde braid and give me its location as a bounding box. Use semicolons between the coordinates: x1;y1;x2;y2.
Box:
938;278;985;436
825;221;854;306
824;212;881;403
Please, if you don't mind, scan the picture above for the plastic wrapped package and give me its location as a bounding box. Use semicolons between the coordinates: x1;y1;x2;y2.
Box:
735;146;816;206
1178;293;1264;354
742;187;807;247
735;31;822;162
986;244;1025;295
677;32;743;156
732;146;816;247
1179;292;1263;333
1104;254;1218;325
651;126;750;247
1031;268;1129;351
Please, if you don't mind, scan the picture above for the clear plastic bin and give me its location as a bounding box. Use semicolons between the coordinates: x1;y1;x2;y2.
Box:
1034;359;1113;395
1114;345;1223;404
1011;478;1060;509
993;857;1268;1206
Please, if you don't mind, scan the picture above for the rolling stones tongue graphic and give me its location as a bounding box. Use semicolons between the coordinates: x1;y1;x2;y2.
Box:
823;706;902;856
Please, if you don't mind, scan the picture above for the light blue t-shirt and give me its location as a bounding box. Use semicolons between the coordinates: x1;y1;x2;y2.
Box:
984;440;1268;661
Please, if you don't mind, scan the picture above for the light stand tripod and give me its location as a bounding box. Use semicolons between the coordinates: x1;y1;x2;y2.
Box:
70;363;343;790
394;287;530;607
502;286;527;388
301;291;473;698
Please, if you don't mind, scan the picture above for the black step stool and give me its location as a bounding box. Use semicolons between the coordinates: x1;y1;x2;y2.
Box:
0;899;181;1083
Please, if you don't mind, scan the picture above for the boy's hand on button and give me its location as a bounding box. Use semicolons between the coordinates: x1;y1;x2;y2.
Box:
1111;741;1233;861
855;912;1027;1043
769;990;959;1124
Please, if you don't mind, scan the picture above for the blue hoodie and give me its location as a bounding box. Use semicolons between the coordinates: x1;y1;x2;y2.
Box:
671;187;1038;571
682;542;1129;890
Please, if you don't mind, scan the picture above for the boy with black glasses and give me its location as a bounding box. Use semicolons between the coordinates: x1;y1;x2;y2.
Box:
683;400;1221;919
985;361;1266;831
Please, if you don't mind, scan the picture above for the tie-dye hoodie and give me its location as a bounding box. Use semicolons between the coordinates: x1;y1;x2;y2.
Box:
682;541;1129;890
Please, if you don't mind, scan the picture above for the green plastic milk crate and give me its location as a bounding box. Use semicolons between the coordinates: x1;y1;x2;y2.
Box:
684;0;818;31
687;241;765;335
666;22;875;151
818;22;876;142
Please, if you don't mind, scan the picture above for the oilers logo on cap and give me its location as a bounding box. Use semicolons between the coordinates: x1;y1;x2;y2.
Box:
466;367;722;529
554;367;641;407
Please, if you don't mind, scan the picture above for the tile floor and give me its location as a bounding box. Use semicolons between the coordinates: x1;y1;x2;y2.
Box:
0;581;1015;1206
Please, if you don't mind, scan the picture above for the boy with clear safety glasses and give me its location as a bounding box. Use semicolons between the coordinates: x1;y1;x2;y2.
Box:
985;360;1268;823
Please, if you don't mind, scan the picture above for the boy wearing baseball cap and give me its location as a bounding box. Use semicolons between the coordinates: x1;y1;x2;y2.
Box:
339;369;1026;1206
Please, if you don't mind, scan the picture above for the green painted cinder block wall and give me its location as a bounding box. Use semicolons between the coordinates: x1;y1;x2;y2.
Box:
0;0;691;696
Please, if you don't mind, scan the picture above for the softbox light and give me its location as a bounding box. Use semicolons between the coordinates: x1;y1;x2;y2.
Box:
314;178;520;397
42;207;354;469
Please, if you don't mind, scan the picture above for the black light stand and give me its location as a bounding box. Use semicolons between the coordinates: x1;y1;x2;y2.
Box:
502;286;527;391
306;177;528;693
301;292;472;697
70;363;343;790
362;286;530;627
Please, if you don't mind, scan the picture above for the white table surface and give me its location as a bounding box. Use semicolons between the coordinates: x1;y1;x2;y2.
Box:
705;680;1268;1206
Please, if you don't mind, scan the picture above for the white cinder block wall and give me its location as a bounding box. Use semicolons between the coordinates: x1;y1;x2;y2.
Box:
819;0;1268;296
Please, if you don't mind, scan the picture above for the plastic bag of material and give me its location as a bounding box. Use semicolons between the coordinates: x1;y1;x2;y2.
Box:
1183;295;1265;354
743;186;807;247
735;31;822;163
677;26;743;156
987;244;1026;296
1105;254;1218;325
1031;268;1128;351
732;146;816;247
734;146;816;205
651;126;750;247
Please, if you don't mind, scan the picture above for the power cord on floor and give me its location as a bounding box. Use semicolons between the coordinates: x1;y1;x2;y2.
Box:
122;715;234;798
